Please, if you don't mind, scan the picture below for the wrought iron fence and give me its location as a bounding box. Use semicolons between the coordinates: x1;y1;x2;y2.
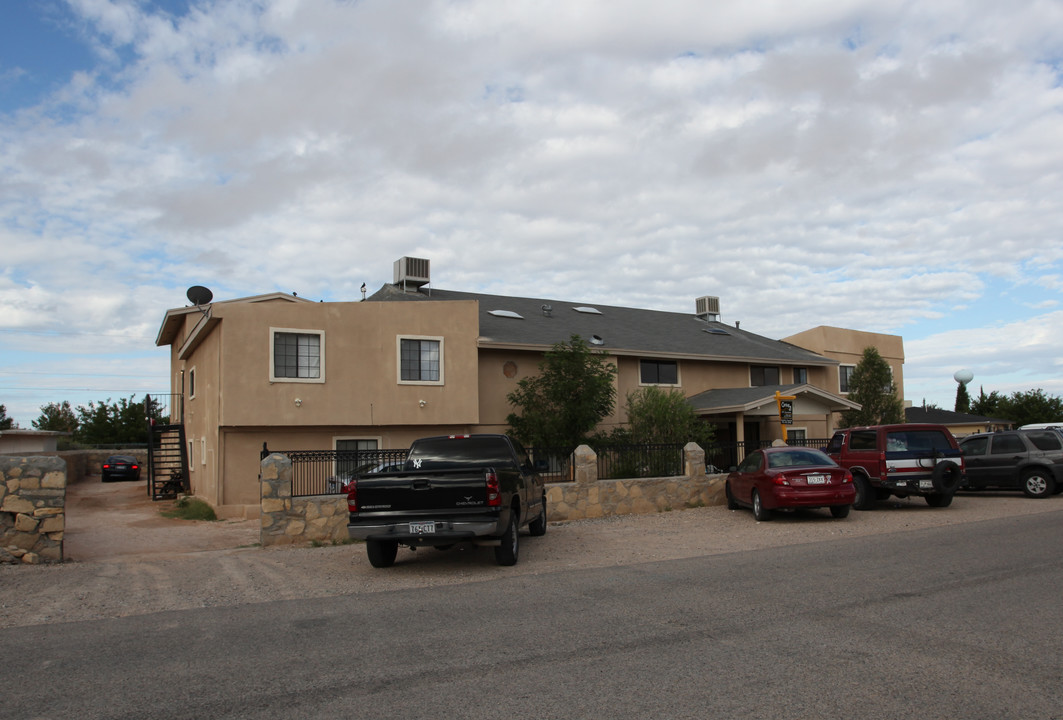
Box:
274;448;410;497
703;438;831;474
595;443;685;480
527;447;576;482
272;439;831;494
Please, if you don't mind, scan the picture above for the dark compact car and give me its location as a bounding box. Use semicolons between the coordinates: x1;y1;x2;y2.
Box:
726;446;856;521
959;429;1063;498
101;455;141;482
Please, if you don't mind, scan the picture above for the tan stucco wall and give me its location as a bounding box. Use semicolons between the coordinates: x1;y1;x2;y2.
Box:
783;326;905;400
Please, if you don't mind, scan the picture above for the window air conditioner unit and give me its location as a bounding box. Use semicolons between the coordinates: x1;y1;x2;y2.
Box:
394;257;431;289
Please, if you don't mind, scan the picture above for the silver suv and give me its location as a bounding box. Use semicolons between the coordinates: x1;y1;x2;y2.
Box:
959;429;1063;498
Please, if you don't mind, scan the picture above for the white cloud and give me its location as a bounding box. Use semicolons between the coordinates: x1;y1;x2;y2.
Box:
1;0;1062;422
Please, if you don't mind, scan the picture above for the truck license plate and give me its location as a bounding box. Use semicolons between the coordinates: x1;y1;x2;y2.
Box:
806;475;828;485
409;521;436;535
919;480;933;490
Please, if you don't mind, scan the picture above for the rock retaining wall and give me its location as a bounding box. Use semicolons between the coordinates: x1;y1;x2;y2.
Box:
260;443;726;546
0;456;67;564
260;453;348;546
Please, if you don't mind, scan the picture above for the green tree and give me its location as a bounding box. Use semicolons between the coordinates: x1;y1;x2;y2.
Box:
996;389;1063;428
0;403;13;430
506;335;617;449
970;387;1002;417
623;386;715;447
33;401;79;434
839;347;904;427
75;395;150;445
954;382;971;413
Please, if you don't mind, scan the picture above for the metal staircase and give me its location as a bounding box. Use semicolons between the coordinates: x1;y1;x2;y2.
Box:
145;394;189;501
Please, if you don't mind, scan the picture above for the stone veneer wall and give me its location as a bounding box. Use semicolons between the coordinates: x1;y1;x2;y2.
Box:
260;443;726;545
547;442;726;522
0;456;67;564
260;453;348;546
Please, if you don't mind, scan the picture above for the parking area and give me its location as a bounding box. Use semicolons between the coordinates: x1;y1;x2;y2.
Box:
3;477;1060;630
63;477;259;562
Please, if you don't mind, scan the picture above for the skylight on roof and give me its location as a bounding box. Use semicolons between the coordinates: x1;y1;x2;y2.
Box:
489;310;524;319
703;327;730;335
572;306;602;315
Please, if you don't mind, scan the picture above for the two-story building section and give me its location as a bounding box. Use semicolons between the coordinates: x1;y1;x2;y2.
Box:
156;257;880;518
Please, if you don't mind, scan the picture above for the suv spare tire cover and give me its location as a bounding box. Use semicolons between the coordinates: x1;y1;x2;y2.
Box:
931;460;962;494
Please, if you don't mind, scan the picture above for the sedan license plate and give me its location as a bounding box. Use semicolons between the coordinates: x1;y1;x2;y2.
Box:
919;480;933;490
805;474;828;485
409;521;436;535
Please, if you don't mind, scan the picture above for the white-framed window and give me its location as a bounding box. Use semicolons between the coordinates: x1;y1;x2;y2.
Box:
788;428;807;443
188;366;197;399
398;336;443;385
187;439;195;472
270;328;325;383
840;365;856;393
639;359;679;386
200;437;206;466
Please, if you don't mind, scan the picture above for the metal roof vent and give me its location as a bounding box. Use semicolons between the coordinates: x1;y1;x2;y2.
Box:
394;257;430;291
695;296;720;321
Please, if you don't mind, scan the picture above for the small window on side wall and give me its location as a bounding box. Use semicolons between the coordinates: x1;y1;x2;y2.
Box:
840;365;855;393
639;359;678;385
793;367;807;384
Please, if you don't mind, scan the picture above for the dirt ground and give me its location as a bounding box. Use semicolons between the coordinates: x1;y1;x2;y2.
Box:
2;477;1060;629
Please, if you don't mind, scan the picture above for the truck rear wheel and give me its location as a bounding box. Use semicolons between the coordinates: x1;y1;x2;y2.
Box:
528;492;547;536
494;511;519;566
366;539;398;568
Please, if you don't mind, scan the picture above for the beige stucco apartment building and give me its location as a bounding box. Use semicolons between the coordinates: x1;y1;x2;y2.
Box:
156;258;898;518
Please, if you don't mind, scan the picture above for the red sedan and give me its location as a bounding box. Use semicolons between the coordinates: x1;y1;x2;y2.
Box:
726;446;855;521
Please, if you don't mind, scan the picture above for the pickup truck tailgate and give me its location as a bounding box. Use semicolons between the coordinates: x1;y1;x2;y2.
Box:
355;470;490;513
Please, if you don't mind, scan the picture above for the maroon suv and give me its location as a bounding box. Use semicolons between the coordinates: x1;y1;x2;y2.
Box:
824;424;965;510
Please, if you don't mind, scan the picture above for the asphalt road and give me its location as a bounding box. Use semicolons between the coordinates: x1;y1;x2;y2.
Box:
4;510;1062;720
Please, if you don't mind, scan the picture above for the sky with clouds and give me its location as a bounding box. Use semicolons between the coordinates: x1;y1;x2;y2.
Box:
1;0;1062;427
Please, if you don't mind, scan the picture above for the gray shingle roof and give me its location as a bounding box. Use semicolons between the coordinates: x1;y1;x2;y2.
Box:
904;407;1012;425
368;284;834;366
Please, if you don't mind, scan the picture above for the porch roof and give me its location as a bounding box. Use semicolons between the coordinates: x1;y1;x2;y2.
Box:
686;383;860;416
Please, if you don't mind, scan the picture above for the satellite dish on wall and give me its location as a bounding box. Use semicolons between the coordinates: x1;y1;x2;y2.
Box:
186;286;214;306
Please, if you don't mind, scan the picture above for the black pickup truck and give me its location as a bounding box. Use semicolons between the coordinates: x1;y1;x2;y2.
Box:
345;434;548;568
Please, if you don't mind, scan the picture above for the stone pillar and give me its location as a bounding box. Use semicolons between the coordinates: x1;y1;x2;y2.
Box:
684;442;706;480
1;456;66;564
260;453;296;546
573;444;597;485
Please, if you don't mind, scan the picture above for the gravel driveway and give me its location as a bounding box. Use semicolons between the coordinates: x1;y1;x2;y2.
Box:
2;477;1059;629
